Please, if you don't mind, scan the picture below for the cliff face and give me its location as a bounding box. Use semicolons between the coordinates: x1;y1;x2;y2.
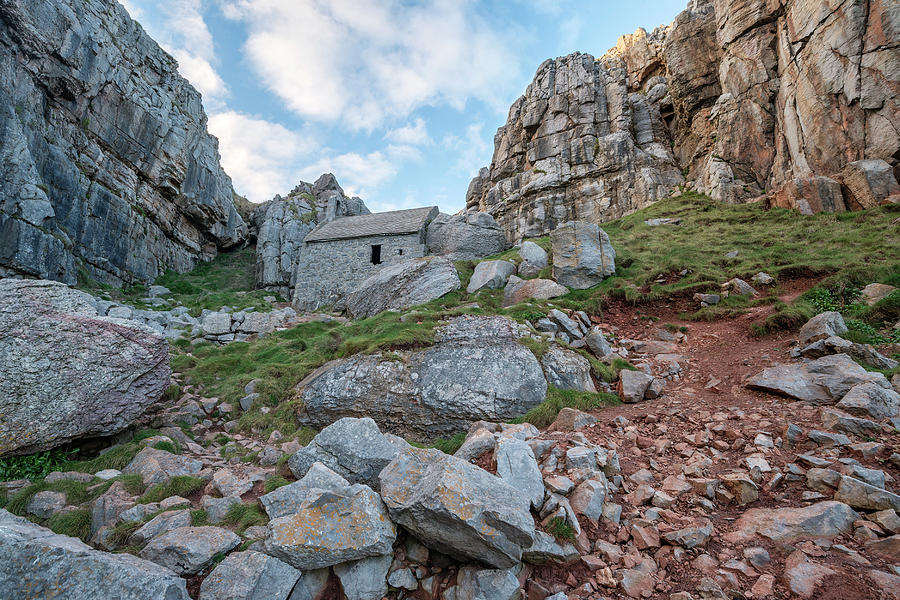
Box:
0;0;247;286
468;0;900;240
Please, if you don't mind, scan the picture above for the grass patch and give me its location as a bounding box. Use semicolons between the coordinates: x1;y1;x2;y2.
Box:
0;448;78;482
139;476;205;504
545;516;575;541
223;503;268;532
263;476;291;494
47;508;91;542
518;336;551;360
152;441;178;454
191;509;210;526
512;387;620;428
432;432;467;455
6;479;93;516
106;520;143;548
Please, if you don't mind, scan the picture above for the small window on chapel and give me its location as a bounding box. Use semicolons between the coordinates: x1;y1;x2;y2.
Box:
398;249;403;256
371;244;382;265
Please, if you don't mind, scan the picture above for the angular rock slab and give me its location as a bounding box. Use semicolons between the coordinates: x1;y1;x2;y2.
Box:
345;257;461;319
456;565;521;600
199;551;301;600
502;277;569;307
379;447;535;569
123;447;203;485
0;279;170;455
288;417;405;490
333;554;392;600
495;437;544;509
746;354;890;404
0;509;189;599
140;526;240;575
264;484;396;570
540;345;597;393
550;221;616;289
798;312;848;345
261;462;350;519
517;241;549;277
467;260;516;294
728;501;858;543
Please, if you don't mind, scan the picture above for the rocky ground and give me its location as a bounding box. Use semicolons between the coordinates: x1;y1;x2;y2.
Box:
3;275;897;600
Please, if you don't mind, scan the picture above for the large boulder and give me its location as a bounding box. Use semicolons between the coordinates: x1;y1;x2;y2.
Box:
295;317;548;440
0;279;170;455
379;446;535;569
540;345;597;393
260;462;351;520
728;501;858;543
502;277;569;307
798;312;848;345
140;526;240;575
550;221;616;289
467;260;517;294
837;382;900;420
0;509;189;599
840;159;900;209
746;354;891;404
287;418;406;490
264;483;396;570
517;241;549;277
345;257;461;319
199;551;301;600
425;212;509;259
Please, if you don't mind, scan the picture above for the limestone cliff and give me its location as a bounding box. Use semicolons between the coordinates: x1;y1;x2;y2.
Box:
0;0;247;286
467;0;900;240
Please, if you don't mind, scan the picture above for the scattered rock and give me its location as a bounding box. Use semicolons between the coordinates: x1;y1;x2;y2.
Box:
550;221;616;289
502;277;569;307
746;354;890;404
140;526;240;575
860;283;898;306
729;501;858;542
467;260;517;294
618;370;655;403
798;312;848;345
198;551;301;600
518;241;549;277
540;345;597;393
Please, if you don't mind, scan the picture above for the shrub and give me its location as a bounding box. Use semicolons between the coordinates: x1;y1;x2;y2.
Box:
0;448;78;482
545;516;575;541
139;476;205;504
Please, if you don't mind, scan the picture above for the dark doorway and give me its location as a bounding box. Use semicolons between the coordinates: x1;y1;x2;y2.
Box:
371;244;382;265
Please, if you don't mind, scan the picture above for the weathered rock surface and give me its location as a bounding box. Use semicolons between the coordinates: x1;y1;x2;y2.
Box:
517;241;549;277
0;0;246;286
746;354;890;404
799;312;848;345
837;382;900;420
333;554;392;600
140;526;240;575
123;447;203;485
729;501;858;543
0;279;170;455
345;257;461;319
425;212;509;259
295;316;547;439
502;276;569;307
251;174;369;297
550;221;616;289
198;551;301;600
467;260;517;294
0;509;189;599
465;0;900;234
264;482;395;570
379;446;535;569
540;345;597;393
287;418;405;490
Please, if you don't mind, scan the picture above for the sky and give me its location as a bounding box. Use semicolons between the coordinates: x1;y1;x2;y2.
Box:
119;0;686;214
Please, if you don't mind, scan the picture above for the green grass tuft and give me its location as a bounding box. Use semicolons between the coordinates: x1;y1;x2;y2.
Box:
47;508;92;542
0;448;79;482
139;476;205;504
263;476;291;494
152;441;178;454
432;432;467;455
190;509;210;526
512;387;620;428
223;503;268;532
545;516;576;541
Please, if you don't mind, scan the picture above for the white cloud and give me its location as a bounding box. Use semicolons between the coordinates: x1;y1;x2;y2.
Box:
385;118;431;146
208;111;317;202
443;122;492;177
222;0;520;130
297;150;398;201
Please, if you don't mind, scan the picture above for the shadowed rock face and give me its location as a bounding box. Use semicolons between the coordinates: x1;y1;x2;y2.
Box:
467;0;900;238
0;0;247;286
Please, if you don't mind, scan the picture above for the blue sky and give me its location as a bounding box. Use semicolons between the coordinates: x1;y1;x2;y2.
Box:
120;0;686;213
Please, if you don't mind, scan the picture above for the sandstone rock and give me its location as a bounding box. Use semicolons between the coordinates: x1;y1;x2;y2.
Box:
860;283;898;306
549;407;598;432
866;535;900;561
199;551;301;600
425;212;509;259
720;473;759;505
502;277;568;307
722;278;757;296
379;446;535;569
296;317;547;440
264;483;395;570
798;312;848;345
0;0;246;286
0;509;189;599
771;176;846;215
869;509;900;535
467;260;517;294
140;526;240;575
782;550;835;598
841;159;900;209
746;354;890;404
333;554;392;600
517;241;549;277
550;221;616;289
662;520;714;549
345;257;461;319
821;408;881;437
261;462;350;519
730;501;858;542
540;345;597;393
618;370;654;403
123;447;203;485
0;280;170;455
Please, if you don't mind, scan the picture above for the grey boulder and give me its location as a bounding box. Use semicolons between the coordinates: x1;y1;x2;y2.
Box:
0;509;189;599
262;462;350;519
746;354;890;404
264;483;396;570
425;212;509;259
550;221;616;289
467;260;517;294
837;382;900;420
0;280;170;455
801;336;898;370
540;345;597;393
333;554;392;600
287;418;404;490
455;566;521;600
502;276;569;307
379;446;535;569
123;447;203;485
730;501;858;543
495;437;544;509
199;551;301;600
517;241;549;277
140;526;240;575
619;370;655;403
798;312;848;345
345;257;461;319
